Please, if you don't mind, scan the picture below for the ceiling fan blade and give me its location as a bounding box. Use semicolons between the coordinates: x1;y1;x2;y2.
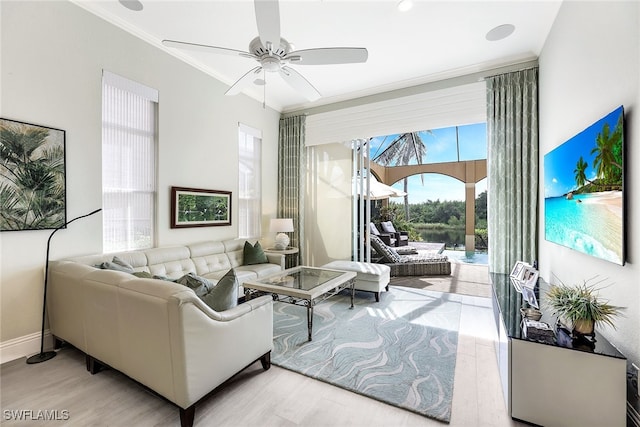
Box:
279;66;321;101
254;0;281;52
225;66;263;96
162;39;255;59
286;48;368;65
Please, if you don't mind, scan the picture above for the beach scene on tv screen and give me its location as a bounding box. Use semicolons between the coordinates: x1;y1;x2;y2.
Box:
544;106;624;265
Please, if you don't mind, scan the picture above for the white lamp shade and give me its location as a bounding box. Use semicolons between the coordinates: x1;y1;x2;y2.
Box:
270;218;294;232
270;218;294;250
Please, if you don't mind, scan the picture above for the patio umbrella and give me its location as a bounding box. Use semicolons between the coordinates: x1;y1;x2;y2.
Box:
353;176;407;200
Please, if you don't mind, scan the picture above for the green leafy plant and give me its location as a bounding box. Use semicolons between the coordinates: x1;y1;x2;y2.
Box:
545;280;623;333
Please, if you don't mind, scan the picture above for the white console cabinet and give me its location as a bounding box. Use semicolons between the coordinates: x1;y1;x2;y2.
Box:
491;273;627;427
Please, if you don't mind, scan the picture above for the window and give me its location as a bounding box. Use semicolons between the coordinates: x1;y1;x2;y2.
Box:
238;123;262;238
102;71;158;252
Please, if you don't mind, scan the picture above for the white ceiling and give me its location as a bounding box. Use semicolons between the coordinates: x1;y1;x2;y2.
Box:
73;0;562;113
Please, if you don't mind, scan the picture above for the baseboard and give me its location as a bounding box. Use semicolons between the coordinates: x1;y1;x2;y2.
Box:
0;330;54;365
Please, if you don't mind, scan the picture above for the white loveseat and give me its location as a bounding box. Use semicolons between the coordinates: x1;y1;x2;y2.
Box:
47;239;284;427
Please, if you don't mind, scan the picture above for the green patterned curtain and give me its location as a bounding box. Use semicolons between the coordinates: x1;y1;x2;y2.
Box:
486;68;539;274
278;115;306;267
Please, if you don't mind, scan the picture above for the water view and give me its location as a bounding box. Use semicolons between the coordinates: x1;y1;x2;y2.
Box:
419;229;488;265
544;192;622;264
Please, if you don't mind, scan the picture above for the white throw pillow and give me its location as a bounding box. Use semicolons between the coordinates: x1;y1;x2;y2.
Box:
380;221;397;233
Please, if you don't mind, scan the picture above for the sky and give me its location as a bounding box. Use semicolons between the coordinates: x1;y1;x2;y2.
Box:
368;123;487;202
543;106;623;198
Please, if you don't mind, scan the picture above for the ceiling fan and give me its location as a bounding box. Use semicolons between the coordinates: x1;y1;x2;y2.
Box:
162;0;368;102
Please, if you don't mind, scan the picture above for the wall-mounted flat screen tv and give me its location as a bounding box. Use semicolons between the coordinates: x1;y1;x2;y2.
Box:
544;105;625;265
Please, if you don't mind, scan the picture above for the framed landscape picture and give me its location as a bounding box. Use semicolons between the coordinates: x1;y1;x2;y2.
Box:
0;118;66;231
171;186;231;228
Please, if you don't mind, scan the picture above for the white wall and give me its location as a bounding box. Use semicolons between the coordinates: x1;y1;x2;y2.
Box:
0;1;279;355
539;1;639;368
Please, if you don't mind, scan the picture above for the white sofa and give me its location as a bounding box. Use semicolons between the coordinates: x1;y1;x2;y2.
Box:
47;239;284;427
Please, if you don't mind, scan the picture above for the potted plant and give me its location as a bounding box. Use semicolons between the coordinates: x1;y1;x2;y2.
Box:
545;280;623;336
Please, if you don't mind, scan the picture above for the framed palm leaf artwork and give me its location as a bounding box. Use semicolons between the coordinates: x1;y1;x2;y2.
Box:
0;118;66;231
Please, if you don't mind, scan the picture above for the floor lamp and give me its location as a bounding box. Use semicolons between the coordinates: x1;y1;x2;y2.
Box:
26;208;102;365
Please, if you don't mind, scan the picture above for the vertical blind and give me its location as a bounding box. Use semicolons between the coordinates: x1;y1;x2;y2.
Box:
102;70;158;252
238;123;262;239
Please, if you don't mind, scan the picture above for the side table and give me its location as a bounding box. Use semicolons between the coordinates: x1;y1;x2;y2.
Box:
264;246;299;269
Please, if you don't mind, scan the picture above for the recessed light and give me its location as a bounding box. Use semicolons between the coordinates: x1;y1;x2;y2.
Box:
397;0;413;12
486;24;515;41
119;0;143;12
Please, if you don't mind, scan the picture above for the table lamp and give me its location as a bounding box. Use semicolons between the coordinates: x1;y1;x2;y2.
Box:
270;218;294;250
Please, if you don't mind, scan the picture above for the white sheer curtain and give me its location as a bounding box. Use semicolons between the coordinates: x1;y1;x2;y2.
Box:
102;71;158;253
238;123;262;239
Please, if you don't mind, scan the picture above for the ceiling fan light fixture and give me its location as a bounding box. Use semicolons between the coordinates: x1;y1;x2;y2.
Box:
119;0;143;12
397;0;413;12
486;24;516;41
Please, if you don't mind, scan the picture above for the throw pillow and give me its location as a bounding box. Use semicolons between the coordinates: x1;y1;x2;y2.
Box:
380;221;397;233
96;259;134;273
132;271;152;279
369;222;381;236
201;268;239;312
175;272;214;297
243;241;268;265
369;235;403;263
112;256;134;271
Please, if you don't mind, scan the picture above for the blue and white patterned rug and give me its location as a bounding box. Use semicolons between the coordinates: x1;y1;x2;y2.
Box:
272;286;461;423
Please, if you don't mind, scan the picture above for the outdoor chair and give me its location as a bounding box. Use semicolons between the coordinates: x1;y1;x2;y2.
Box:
369;235;451;276
379;221;409;247
369;222;396;246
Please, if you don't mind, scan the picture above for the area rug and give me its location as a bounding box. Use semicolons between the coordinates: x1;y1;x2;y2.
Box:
271;286;462;423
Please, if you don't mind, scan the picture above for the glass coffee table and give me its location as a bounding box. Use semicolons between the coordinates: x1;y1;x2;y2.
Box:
243;266;356;341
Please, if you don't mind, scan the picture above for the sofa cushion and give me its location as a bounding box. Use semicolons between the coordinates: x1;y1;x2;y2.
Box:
201;268;239;312
243;241;268;265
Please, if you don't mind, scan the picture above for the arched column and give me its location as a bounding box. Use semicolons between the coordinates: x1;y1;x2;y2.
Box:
465;182;476;254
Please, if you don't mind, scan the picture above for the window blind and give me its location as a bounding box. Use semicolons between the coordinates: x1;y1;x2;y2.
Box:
305;81;486;146
102;71;158;252
238;123;262;239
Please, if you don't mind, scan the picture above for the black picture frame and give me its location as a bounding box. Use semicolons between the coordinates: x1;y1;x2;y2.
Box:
171;186;231;228
0;118;66;231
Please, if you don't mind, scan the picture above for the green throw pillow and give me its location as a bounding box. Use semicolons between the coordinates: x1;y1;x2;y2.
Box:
243;241;268;265
132;271;152;279
201;268;239;312
175;272;214;297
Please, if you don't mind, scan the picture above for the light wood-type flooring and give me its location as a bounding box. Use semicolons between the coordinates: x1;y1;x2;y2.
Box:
1;262;527;426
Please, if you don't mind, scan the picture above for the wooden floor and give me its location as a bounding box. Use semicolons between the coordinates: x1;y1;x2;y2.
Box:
1;263;527;426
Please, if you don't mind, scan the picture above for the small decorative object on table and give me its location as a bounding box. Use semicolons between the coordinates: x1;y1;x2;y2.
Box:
521;318;555;344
